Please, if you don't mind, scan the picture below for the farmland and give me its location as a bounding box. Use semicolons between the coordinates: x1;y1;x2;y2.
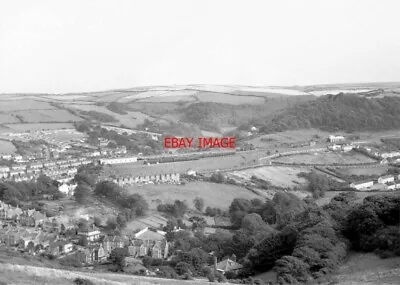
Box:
0;123;75;133
124;181;261;210
63;103;153;128
12;109;82;123
228;166;309;188
333;166;390;177
195;92;265;105
274;151;376;164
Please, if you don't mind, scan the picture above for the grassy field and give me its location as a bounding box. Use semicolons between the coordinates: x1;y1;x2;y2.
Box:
274;151;376;164
333;166;390;177
332;253;400;285
0;113;21;123
247;129;328;149
195;92;265;105
138;95;197;103
0;123;75;133
228;166;309;188
124;181;261;210
13;109;82;123
65;103;153;128
0;140;17;153
0;99;56;111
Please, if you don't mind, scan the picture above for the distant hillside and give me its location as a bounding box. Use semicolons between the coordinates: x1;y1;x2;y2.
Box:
258;94;400;133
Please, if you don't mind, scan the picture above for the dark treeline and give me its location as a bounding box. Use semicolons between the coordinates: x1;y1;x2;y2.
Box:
0;175;63;206
157;191;400;284
256;94;400;133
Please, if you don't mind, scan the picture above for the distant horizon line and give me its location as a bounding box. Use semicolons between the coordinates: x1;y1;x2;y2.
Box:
1;81;399;96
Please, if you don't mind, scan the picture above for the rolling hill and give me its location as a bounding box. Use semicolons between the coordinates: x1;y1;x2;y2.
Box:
1;83;400;137
256;94;400;134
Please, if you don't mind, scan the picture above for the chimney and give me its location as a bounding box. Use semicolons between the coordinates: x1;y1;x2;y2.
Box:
231;254;237;262
214;256;218;271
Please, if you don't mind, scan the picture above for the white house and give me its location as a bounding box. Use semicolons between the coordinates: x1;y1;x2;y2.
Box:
328;144;341;151
328;135;345;143
342;145;353;152
349;180;374;191
387;182;396;191
186;169;197;176
378;175;394;184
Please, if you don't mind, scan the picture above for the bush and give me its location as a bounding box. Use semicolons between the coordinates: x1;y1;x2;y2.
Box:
156;266;179;279
175;261;192;275
207;272;215;282
59;255;83;267
215;271;226;282
73;278;95;285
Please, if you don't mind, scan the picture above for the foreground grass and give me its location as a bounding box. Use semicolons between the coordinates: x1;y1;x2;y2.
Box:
0;263;213;285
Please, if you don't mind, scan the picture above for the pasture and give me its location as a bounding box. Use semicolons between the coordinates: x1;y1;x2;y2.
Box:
139;95;197;103
125;181;261;210
274;151;376;164
228;166;309;188
2;123;75;132
0;140;17;154
0;99;56;111
13;109;82;123
65;103;154;128
0;113;21;124
195;91;265;105
333;166;390;177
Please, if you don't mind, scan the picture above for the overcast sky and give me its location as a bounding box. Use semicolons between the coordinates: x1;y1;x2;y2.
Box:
1;0;399;93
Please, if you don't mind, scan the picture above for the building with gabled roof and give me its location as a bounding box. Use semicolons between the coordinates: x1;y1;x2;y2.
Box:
214;257;243;275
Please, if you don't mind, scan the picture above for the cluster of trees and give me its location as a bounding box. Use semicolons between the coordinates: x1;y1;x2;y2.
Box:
105;102;134;115
0;174;63;206
11;139;49;155
73;164;103;204
298;171;346;199
80;110;118;123
94;181;148;222
205;206;225;217
344;195;400;257
258;94;400;133
157;200;189;218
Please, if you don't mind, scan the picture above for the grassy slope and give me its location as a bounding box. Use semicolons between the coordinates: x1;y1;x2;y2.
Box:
0;263;212;285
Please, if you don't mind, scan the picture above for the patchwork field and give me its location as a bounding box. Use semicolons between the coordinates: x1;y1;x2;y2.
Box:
13;109;82;123
274;151;376;164
0;99;56;111
228;166;309;188
64;103;154;128
125;181;261;210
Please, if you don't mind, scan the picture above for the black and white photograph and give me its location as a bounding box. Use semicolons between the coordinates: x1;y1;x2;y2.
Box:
0;1;399;284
